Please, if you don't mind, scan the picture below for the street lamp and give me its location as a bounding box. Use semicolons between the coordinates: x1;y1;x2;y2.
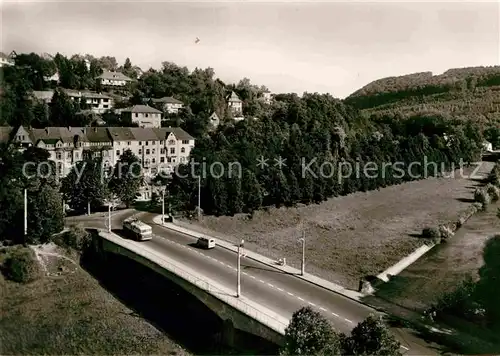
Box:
237;239;244;298
197;175;201;221
104;194;119;233
299;226;305;276
155;184;166;225
24;188;28;237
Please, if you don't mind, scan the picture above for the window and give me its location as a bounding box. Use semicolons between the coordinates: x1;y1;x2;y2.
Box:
168;139;176;145
103;105;109;108
103;98;109;102
160;140;164;145
181;147;185;153
170;147;175;154
67;152;71;159
116;150;120;156
160;148;164;154
56;152;62;160
127;141;131;146
138;149;142;154
152;158;156;164
145;113;149;118
152;149;155;154
58;163;63;175
145;159;150;166
145;141;149;146
160;157;165;163
135;113;138;117
75;152;79;159
139;141;142;145
182;140;189;144
180;157;185;163
146;149;150;155
167;157;172;163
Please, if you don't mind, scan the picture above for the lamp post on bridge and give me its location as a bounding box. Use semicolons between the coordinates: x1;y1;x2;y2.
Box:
299;223;306;276
237;239;244;298
104;194;119;233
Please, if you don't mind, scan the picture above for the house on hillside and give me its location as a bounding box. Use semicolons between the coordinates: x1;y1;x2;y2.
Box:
44;72;60;84
208;112;220;131
227;91;242;115
32;89;113;114
483;141;493;152
151;96;185;114
0;52;15;67
261;91;272;104
121;105;162;128
97;70;133;87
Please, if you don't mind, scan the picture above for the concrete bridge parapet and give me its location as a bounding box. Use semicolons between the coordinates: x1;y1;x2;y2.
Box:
97;230;288;346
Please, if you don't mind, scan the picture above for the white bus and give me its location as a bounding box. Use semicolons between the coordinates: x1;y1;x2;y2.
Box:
122;218;153;241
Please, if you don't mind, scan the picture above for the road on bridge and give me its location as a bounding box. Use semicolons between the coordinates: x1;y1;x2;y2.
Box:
68;209;439;355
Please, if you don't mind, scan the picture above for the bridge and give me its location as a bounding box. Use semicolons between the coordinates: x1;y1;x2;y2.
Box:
70;210;436;355
96;230;288;346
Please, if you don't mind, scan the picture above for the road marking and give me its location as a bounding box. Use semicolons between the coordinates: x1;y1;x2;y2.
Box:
401;346;409;350
277;287;284;292
267;283;274;288
331;312;339;317
297;297;304;301
259;279;265;283
308;302;316;307
344;318;353;324
250;275;256;279
242;272;248;275
287;292;294;296
319;307;327;311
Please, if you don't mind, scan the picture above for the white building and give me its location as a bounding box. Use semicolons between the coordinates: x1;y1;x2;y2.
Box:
97;70;133;87
32;89;114;114
262;92;272;104
228;91;243;115
0;52;15;67
483;141;493;152
208;112;220;131
151;97;185;114
121;105;163;128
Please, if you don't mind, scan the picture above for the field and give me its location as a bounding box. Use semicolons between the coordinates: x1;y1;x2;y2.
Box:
0;244;189;356
179;162;494;290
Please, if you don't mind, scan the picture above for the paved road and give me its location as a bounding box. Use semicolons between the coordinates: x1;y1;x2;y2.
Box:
69;210;438;355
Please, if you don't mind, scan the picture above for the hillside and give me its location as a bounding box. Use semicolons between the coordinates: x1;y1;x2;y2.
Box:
345;66;500;130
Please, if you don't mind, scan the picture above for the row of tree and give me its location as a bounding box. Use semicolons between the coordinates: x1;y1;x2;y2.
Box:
282;307;402;355
165;99;484;217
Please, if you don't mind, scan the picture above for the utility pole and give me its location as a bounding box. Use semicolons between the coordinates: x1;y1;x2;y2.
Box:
87;201;90;216
301;229;305;276
237;239;244;298
24;188;28;237
161;186;165;225
197;175;201;221
108;203;111;233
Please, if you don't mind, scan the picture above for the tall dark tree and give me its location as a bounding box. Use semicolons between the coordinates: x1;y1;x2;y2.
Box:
108;150;143;208
50;88;77;126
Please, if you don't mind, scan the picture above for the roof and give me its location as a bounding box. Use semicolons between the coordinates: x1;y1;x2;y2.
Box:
152;97;184;105
98;71;133;81
32;90;54;101
129;127;161;141
64;90;112;99
30;127;88;144
154;127;194;141
107;127;135;141
228;91;242;102
85;127;111;142
121;105;162;114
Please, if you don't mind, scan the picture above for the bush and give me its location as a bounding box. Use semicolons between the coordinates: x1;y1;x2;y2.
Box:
58;225;91;251
2;247;42;283
422;227;440;239
439;224;455;240
486;184;500;201
474;188;491;208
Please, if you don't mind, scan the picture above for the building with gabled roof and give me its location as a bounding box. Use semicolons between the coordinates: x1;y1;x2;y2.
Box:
151;96;185;114
0;52;15;67
97;70;133;87
227;91;242;115
121;105;162;128
32;89;113;114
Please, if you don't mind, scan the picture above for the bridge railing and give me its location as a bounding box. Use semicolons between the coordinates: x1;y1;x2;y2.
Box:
100;231;289;334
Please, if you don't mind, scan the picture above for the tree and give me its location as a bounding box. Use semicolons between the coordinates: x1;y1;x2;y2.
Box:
27;183;64;243
281;306;340;355
242;169;262;213
61;158;108;213
109;150;143;208
50;88;77;126
342;315;401;356
226;174;244;215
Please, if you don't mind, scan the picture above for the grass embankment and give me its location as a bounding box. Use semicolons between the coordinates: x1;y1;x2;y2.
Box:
179;162;494;290
0;243;189;356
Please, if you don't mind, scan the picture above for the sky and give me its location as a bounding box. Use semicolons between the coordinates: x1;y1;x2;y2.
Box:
1;0;499;98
